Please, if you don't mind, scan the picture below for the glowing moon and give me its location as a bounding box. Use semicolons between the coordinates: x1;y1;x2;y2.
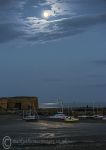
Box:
43;11;50;18
43;10;56;19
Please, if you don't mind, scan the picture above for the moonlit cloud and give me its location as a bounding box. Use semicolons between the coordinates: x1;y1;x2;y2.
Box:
26;13;106;42
0;0;106;43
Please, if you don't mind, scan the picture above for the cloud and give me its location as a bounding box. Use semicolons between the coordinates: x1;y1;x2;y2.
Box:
92;60;106;66
87;74;106;78
27;13;106;42
43;78;64;83
0;23;26;43
72;83;106;88
0;0;106;44
0;0;13;6
0;0;26;10
88;83;106;88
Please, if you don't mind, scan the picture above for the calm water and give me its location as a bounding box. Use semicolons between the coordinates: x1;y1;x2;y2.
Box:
0;115;106;150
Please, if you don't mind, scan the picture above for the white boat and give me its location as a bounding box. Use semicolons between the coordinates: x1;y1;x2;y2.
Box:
65;116;79;123
78;115;89;119
48;99;66;121
91;103;103;119
23;110;39;122
102;116;106;121
49;112;66;121
92;115;104;119
23;115;38;121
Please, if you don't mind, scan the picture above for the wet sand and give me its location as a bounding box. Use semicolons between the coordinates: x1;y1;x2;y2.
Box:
0;115;106;150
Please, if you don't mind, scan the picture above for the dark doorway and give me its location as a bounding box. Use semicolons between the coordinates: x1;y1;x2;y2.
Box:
15;103;21;110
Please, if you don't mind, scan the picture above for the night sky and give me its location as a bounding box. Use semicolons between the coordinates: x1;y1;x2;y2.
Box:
0;0;106;105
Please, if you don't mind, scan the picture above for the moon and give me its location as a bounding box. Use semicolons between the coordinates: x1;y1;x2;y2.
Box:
43;10;55;19
43;11;50;19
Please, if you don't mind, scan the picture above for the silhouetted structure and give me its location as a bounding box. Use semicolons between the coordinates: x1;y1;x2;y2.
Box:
0;96;38;112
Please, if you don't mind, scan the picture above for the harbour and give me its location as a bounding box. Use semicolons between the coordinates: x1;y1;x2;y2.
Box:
0;114;106;150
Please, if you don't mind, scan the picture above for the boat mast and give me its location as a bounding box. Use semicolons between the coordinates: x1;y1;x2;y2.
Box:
93;102;95;115
61;100;64;113
57;98;64;113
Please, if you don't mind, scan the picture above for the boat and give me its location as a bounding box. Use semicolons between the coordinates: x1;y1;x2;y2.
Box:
23;114;38;122
65;116;79;123
48;99;66;121
92;115;104;119
91;106;104;119
78;115;89;119
64;105;79;123
78;106;90;119
102;116;106;121
48;112;66;121
23;109;39;122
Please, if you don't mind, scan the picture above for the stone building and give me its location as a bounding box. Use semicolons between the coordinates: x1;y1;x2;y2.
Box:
0;98;8;110
0;96;38;111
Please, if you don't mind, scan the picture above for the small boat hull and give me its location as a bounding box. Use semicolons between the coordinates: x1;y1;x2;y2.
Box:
65;117;79;123
102;117;106;121
23;116;38;122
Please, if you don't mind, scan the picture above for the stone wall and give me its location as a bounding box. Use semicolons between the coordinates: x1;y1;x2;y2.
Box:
0;96;38;111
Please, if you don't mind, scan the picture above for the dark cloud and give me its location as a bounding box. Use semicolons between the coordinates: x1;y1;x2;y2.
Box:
0;0;26;9
0;0;13;6
0;0;106;43
43;78;64;83
27;13;106;42
0;23;25;43
87;74;106;78
88;83;106;88
92;60;106;66
73;83;106;88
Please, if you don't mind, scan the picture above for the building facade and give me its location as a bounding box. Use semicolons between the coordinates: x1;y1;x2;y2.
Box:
0;96;38;111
